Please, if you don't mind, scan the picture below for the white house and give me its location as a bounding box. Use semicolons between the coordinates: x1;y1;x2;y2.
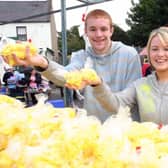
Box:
0;0;52;50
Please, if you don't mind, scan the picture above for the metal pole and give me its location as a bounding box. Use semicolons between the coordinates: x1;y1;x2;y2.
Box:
50;0;58;62
61;0;69;106
61;0;67;65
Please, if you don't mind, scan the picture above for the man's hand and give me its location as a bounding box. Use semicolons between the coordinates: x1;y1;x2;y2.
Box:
64;68;102;90
3;46;48;68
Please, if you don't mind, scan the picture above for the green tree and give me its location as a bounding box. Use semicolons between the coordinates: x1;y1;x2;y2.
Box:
126;0;168;47
58;25;85;55
112;25;131;45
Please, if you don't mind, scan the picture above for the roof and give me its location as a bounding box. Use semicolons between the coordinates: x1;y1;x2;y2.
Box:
139;47;147;56
0;1;51;24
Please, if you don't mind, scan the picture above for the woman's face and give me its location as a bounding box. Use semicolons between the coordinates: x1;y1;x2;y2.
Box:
149;35;168;73
31;69;36;75
85;17;113;55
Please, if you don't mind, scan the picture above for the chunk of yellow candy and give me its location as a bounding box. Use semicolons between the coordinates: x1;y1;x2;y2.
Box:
0;134;8;151
65;68;100;89
81;68;100;82
64;71;84;89
1;42;38;66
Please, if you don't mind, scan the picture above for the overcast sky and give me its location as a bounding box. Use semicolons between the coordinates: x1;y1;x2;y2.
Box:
53;0;139;32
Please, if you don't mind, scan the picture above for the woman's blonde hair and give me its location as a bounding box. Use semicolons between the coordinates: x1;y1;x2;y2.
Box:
146;27;168;57
84;9;113;28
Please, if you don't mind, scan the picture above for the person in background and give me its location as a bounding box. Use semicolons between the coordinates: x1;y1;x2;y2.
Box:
14;70;27;102
139;47;153;77
144;63;153;76
3;9;142;122
24;68;42;106
2;67;17;97
83;27;168;124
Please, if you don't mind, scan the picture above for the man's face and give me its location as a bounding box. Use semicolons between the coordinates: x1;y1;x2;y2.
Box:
85;17;113;55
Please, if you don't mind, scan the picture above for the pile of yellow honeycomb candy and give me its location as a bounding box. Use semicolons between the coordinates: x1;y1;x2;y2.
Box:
0;42;38;66
1;94;168;167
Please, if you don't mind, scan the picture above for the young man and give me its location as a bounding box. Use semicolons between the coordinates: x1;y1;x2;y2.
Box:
6;9;142;122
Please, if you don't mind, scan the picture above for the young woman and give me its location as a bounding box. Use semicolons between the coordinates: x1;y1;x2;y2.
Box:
90;27;168;124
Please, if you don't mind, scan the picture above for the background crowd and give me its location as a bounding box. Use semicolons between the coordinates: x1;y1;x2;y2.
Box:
1;66;50;107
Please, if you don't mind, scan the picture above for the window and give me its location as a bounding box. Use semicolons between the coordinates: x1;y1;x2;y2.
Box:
16;26;27;41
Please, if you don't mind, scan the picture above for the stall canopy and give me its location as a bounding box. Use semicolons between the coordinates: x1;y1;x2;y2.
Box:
76;0;113;5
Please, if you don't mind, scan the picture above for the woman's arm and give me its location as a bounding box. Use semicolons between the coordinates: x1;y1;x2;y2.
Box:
92;82;137;113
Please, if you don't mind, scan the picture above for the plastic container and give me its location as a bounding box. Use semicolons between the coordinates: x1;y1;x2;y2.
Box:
47;99;65;108
0;87;7;95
